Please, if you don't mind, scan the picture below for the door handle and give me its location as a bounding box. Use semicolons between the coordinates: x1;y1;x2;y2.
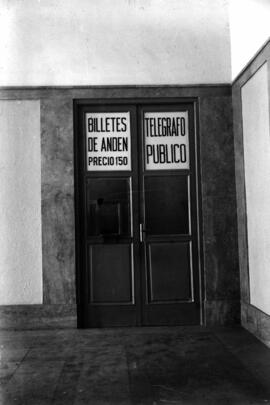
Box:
140;223;146;243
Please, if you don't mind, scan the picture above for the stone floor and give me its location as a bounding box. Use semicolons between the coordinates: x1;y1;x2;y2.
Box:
0;326;270;404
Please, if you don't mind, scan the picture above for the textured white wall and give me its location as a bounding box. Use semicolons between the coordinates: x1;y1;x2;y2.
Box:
0;0;231;86
229;0;270;79
0;100;42;305
241;62;270;315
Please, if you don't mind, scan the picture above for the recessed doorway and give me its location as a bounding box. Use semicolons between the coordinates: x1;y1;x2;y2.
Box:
74;100;202;327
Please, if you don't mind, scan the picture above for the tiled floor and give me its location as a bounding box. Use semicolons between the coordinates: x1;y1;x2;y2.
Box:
0;326;270;404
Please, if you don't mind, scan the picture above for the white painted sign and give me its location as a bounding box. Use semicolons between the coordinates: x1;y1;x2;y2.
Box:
86;112;131;171
144;111;189;170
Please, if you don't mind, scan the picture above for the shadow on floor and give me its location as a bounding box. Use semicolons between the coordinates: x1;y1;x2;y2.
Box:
0;326;270;404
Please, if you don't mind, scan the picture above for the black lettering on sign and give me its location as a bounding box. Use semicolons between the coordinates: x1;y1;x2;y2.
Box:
88;118;95;132
159;144;166;163
101;137;128;152
146;145;153;164
105;117;110;132
110;117;116;132
116;118;121;132
150;118;155;136
101;137;108;151
87;137;98;152
146;143;187;165
88;156;117;166
144;116;186;137
116;156;128;166
166;118;171;136
88;116;128;133
180;117;186;136
145;118;150;137
179;144;186;162
173;144;180;163
162;118;167;135
171;118;177;136
121;118;127;132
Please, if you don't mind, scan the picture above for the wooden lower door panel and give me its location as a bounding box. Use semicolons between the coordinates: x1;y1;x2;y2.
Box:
141;241;198;325
78;305;138;328
89;244;134;304
142;303;200;326
82;243;137;327
146;242;192;303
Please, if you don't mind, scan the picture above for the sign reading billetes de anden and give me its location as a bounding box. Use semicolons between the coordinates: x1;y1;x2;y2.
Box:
86;112;131;171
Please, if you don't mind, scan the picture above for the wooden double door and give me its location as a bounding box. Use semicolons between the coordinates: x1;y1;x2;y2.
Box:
74;100;201;327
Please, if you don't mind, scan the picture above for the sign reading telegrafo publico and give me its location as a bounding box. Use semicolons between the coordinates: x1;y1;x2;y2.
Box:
144;111;189;170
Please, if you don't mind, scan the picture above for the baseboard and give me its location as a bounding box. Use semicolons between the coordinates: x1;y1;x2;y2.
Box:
0;304;77;330
241;301;270;347
204;299;240;326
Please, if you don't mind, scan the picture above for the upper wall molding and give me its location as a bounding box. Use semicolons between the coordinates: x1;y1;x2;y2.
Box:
233;38;270;87
0;84;231;91
0;85;232;101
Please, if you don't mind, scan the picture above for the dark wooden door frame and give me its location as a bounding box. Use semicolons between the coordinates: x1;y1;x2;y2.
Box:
73;97;204;327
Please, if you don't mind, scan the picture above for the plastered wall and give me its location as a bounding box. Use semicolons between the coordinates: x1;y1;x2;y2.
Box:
2;0;270;85
0;100;42;305
0;0;239;322
229;0;270;79
241;62;270;315
0;0;231;86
